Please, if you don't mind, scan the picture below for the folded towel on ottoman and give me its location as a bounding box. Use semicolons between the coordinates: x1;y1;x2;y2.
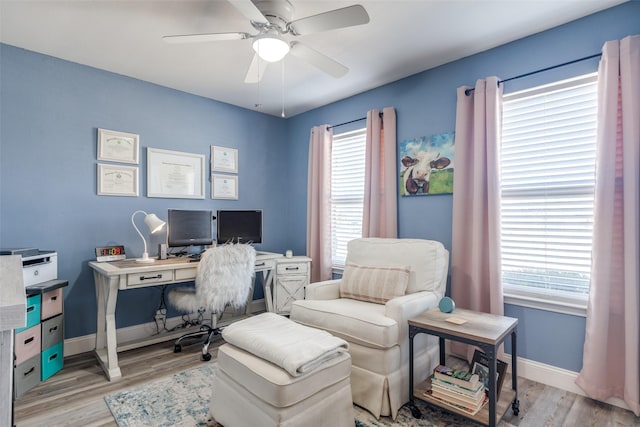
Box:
222;312;349;377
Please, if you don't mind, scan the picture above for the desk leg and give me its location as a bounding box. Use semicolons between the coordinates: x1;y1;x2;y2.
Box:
94;272;121;381
263;269;275;313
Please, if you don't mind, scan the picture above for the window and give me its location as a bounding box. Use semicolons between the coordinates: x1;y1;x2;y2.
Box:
330;128;366;269
500;73;598;315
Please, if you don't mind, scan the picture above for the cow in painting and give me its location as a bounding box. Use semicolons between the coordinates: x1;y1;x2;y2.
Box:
401;151;451;195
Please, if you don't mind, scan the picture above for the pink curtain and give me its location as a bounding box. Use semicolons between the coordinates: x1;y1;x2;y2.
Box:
576;35;640;416
450;77;504;360
306;125;333;282
362;107;398;238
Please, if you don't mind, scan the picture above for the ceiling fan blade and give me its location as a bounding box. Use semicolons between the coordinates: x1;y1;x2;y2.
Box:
163;32;249;44
287;5;369;36
289;42;348;78
228;0;269;24
244;54;268;83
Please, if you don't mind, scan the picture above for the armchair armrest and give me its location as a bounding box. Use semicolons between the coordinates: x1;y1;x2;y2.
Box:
305;279;341;300
385;291;441;362
385;291;440;325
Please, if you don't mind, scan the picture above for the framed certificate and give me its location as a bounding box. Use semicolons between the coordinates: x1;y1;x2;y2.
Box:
212;174;238;200
211;146;238;173
97;128;139;164
97;164;139;197
147;148;205;199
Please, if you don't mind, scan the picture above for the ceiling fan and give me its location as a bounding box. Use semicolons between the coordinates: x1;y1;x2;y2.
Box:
162;0;370;83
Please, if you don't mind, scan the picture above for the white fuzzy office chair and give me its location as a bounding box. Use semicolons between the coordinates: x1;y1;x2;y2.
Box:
168;244;256;361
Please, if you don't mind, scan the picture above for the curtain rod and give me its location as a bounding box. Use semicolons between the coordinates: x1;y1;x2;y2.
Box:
464;52;602;96
329;111;383;129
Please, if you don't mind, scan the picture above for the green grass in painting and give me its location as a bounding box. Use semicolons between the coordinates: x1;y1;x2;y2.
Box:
428;169;453;194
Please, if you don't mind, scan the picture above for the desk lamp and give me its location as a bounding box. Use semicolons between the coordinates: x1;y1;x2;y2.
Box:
131;210;165;263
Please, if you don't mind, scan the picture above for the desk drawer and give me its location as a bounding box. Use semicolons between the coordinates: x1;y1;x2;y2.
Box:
175;267;197;281
254;259;275;271
276;262;309;275
127;270;174;287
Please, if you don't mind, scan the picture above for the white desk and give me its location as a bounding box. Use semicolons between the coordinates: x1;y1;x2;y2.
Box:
89;251;283;381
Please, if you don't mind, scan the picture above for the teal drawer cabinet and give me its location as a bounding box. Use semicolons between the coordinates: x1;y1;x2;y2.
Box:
14;279;68;398
41;342;64;381
15;294;40;334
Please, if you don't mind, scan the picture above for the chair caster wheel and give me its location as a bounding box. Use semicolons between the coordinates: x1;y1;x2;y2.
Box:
174;344;182;353
202;352;212;361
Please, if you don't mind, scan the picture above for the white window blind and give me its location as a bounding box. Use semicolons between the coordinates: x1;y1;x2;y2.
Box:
500;73;597;310
331;128;366;268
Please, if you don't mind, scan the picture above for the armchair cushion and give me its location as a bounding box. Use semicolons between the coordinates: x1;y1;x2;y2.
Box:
339;263;410;303
290;298;399;349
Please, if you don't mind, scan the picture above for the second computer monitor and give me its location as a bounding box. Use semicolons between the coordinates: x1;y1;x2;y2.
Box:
216;210;262;245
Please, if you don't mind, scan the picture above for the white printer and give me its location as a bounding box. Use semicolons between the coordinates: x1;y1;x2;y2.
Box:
0;248;57;287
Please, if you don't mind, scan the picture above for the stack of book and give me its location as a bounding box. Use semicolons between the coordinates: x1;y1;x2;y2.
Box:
426;365;487;416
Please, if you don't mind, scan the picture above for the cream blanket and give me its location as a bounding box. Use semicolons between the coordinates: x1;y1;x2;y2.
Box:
221;312;349;377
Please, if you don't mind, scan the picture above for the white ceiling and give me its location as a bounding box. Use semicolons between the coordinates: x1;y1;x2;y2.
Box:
0;0;626;117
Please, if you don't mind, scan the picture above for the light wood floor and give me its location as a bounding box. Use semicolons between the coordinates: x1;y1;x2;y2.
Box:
13;338;639;427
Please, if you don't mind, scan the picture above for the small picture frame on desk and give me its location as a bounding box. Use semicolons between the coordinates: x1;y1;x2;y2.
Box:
471;349;507;398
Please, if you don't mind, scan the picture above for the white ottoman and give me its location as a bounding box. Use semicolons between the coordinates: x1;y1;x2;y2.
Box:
210;331;353;427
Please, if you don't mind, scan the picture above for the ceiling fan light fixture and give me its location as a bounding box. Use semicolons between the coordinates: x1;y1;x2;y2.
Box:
253;34;290;62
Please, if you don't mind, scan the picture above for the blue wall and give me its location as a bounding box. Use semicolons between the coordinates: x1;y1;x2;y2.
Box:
0;44;288;338
2;2;639;372
285;1;640;372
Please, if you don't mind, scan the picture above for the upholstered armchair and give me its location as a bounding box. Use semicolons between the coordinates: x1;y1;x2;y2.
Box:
290;238;448;419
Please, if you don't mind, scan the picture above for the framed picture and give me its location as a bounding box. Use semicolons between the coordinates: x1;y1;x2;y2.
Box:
471;349;508;398
97;163;138;197
211;146;238;173
147;148;205;199
97;128;139;164
212;174;238;200
399;132;455;196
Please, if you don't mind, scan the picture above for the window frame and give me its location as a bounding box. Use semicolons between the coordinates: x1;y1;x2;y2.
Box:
500;73;598;317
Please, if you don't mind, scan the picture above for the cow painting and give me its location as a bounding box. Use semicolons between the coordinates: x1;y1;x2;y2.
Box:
399;133;454;196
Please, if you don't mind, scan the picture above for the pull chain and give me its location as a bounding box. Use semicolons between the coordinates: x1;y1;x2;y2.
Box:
281;58;286;118
255;44;262;109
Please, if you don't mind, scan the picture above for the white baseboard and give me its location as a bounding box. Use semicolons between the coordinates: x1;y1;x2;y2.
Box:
502;354;631;412
64;298;266;357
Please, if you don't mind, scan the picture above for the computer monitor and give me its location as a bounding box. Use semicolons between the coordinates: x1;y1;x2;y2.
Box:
167;209;214;248
216;210;262;245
